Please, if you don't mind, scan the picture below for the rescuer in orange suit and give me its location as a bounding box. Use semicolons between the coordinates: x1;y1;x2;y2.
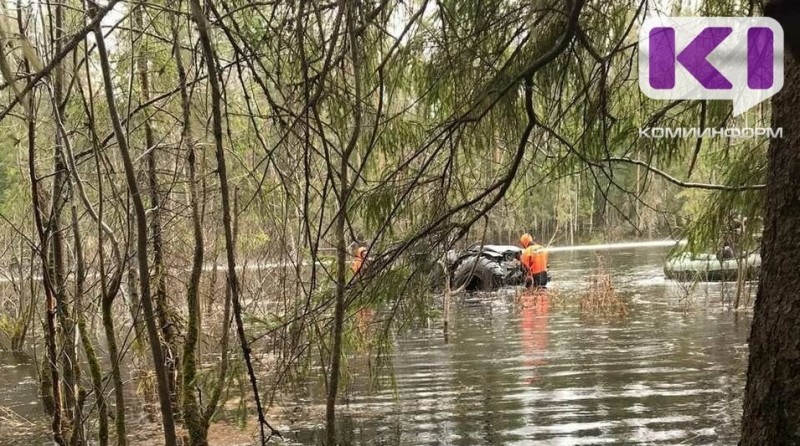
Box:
351;246;373;338
351;246;368;275
520;233;549;287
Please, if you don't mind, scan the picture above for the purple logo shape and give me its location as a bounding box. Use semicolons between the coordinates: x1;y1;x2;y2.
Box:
649;28;676;89
649;25;776;91
639;17;784;117
748;28;774;89
676;27;733;89
650;27;733;90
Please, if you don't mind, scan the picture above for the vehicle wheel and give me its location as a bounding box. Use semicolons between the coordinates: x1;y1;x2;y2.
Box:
452;256;504;292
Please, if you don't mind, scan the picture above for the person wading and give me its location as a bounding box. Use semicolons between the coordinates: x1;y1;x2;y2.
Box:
351;246;368;275
520;233;549;288
350;245;373;338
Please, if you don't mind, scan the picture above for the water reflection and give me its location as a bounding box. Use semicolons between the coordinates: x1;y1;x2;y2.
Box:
0;247;751;445
287;247;751;445
520;292;549;385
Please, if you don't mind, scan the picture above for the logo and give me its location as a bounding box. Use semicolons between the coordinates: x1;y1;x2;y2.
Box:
639;17;784;116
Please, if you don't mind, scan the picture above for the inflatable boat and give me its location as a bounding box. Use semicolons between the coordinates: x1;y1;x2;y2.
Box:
664;252;760;282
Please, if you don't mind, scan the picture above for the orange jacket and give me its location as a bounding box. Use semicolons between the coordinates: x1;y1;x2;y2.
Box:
521;244;548;275
351;247;367;274
351;257;364;274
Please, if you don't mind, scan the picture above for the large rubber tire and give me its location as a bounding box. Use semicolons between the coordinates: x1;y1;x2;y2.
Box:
452;256;504;292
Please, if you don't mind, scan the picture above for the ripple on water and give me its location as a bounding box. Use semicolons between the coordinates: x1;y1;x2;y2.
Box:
1;247;750;446
286;247;751;445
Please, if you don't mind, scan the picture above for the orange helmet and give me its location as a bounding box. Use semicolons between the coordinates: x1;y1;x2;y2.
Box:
520;233;534;248
356;247;368;258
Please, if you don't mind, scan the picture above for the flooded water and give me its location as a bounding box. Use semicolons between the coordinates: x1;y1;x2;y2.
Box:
284;247;752;445
0;246;752;445
0;352;47;444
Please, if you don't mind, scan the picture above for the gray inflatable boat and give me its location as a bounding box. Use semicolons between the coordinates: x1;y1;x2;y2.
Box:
664;252;761;282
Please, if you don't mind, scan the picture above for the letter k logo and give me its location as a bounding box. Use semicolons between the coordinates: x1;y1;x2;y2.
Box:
650;27;733;90
639;17;783;116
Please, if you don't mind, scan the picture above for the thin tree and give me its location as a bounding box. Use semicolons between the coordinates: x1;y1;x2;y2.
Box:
190;0;280;443
90;6;178;445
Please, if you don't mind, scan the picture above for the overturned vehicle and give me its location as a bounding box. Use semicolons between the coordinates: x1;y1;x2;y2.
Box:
445;244;527;292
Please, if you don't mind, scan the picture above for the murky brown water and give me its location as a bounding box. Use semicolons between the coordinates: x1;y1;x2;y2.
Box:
0;246;752;445
283;247;751;445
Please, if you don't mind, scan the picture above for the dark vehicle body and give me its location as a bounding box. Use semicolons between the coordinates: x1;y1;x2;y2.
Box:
447;244;527;291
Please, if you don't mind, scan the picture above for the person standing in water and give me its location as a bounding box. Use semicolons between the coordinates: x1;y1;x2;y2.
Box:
520;233;549;288
351;246;368;275
350;245;373;338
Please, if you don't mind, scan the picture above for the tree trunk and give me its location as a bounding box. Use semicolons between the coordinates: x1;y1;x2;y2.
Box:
740;6;800;443
101;288;127;446
326;151;349;446
326;3;361;444
70;202;97;446
51;0;77;431
176;7;209;441
190;1;279;443
126;239;146;347
22;35;63;440
91;12;177;446
135;2;178;409
592;181;606;233
77;291;108;446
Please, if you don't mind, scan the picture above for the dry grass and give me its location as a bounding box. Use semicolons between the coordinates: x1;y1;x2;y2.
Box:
580;258;628;318
0;405;35;428
0;405;45;444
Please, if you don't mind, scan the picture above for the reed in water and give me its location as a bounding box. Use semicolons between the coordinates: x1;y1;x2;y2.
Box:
580;257;629;317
